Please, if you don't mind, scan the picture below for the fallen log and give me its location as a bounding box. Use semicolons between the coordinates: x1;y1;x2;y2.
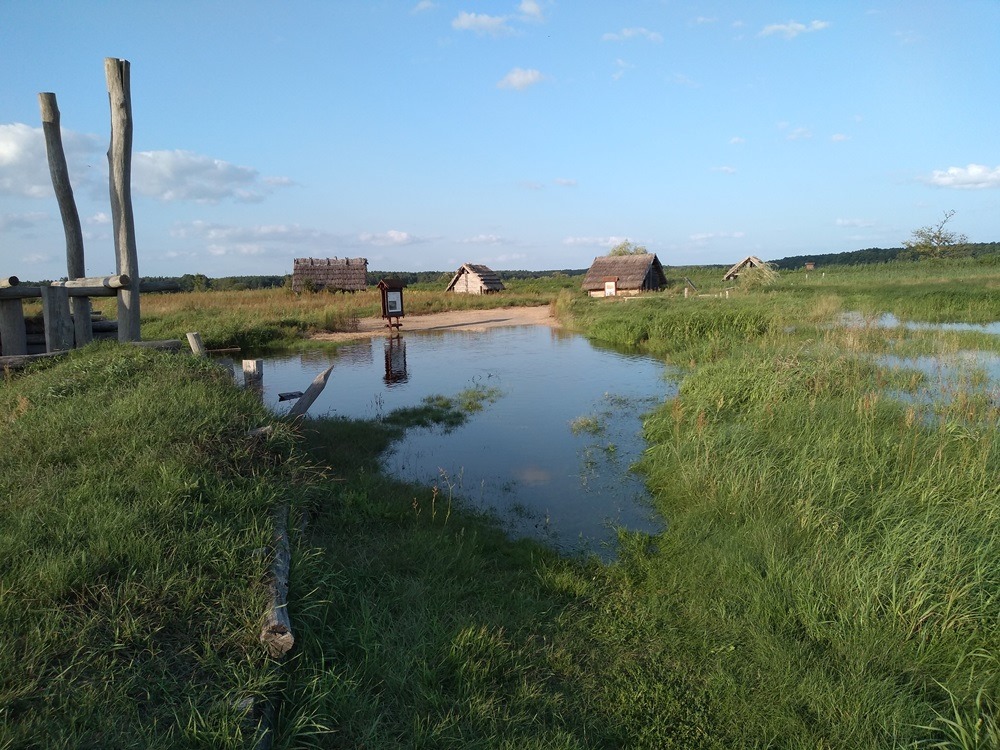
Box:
259;503;294;659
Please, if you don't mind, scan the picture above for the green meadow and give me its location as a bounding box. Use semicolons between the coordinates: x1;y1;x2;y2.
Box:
3;256;998;748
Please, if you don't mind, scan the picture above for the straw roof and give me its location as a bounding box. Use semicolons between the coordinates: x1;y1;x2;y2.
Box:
581;254;667;292
723;255;767;281
445;263;505;293
292;257;368;292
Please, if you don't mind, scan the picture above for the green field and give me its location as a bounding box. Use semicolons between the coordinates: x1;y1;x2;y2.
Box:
3;256;998;748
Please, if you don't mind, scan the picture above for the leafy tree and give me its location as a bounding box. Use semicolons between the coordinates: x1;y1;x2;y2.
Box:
608;239;649;256
903;210;969;259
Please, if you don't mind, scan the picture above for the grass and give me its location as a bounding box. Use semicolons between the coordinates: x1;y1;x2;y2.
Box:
0;344;306;748
5;258;999;747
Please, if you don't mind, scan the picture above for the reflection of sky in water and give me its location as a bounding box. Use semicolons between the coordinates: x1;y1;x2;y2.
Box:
842;311;1000;335
238;326;675;558
880;351;1000;408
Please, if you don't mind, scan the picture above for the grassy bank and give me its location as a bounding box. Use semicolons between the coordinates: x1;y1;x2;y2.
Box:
0;345;304;748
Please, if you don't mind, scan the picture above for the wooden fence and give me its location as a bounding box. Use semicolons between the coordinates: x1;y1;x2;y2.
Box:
0;58;178;366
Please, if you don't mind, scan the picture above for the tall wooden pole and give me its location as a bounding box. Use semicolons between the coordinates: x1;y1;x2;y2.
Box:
105;58;140;342
39;92;91;346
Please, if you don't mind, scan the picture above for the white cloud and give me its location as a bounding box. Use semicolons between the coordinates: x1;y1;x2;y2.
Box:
563;235;629;248
133;150;292;203
711;166;737;174
358;229;424;246
452;11;512;36
498;67;544;90
411;1;435;13
602;27;663;43
612;58;634;81
21;252;53;265
0;123;100;198
831;133;849;142
0;211;48;231
86;212;111;225
759;20;830;39
554;178;577;187
692;16;717;25
785;127;812;141
172;221;337;259
689;231;745;242
519;180;545;190
729;136;746;145
670;73;700;87
462;233;506;244
519;1;544;22
835;218;875;228
923;164;1000;189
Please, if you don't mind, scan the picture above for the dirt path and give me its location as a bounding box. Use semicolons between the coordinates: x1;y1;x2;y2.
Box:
309;304;558;343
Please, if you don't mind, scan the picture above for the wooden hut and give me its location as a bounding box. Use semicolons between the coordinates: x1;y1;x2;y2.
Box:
292;257;368;293
445;263;505;294
723;255;766;281
581;254;667;297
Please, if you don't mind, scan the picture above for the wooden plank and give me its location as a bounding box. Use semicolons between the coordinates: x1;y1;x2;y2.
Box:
40;285;74;352
105;58;140;342
50;274;130;289
259;503;294;659
186;332;206;356
287;365;334;419
0;299;28;356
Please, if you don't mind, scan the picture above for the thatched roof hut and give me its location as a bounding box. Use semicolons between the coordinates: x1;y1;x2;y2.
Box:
292;257;368;293
445;263;505;294
581;254;667;297
723;255;766;281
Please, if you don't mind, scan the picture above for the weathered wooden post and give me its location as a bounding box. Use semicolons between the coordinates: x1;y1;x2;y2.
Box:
186;332;207;357
105;58;140;342
0;277;27;356
243;359;264;393
39;92;92;347
40;285;74;352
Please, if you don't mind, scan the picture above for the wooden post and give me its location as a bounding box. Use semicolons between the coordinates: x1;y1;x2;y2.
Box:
0;277;19;288
186;332;207;356
105;58;140;342
40;285;74;352
0;300;28;356
39;91;92;347
243;359;264;392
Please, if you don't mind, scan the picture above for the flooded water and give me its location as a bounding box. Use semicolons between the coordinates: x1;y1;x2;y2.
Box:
240;326;675;558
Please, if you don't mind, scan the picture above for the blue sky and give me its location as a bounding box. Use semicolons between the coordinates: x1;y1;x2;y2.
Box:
2;1;998;279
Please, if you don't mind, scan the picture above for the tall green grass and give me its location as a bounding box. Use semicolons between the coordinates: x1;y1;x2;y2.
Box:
0;345;303;748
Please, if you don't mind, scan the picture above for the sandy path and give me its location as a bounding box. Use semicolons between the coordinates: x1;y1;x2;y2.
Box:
309;304;557;343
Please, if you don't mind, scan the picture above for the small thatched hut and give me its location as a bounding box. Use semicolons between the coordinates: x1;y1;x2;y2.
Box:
723;255;766;281
292;257;368;293
445;263;505;294
581;254;667;297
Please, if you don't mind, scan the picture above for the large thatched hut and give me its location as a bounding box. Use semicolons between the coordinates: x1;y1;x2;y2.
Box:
292;257;368;293
445;263;505;294
581;253;667;297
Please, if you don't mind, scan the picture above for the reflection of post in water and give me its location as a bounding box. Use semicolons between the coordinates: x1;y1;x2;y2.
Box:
384;335;408;385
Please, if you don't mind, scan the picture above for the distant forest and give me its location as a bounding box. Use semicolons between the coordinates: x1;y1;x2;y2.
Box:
131;243;998;292
769;242;1000;270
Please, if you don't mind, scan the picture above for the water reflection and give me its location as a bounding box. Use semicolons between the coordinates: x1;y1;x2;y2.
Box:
383;336;408;385
245;326;675;558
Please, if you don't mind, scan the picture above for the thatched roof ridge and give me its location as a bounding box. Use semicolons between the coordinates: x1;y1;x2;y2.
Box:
292;257;368;292
723;255;766;281
445;263;505;292
581;254;666;291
